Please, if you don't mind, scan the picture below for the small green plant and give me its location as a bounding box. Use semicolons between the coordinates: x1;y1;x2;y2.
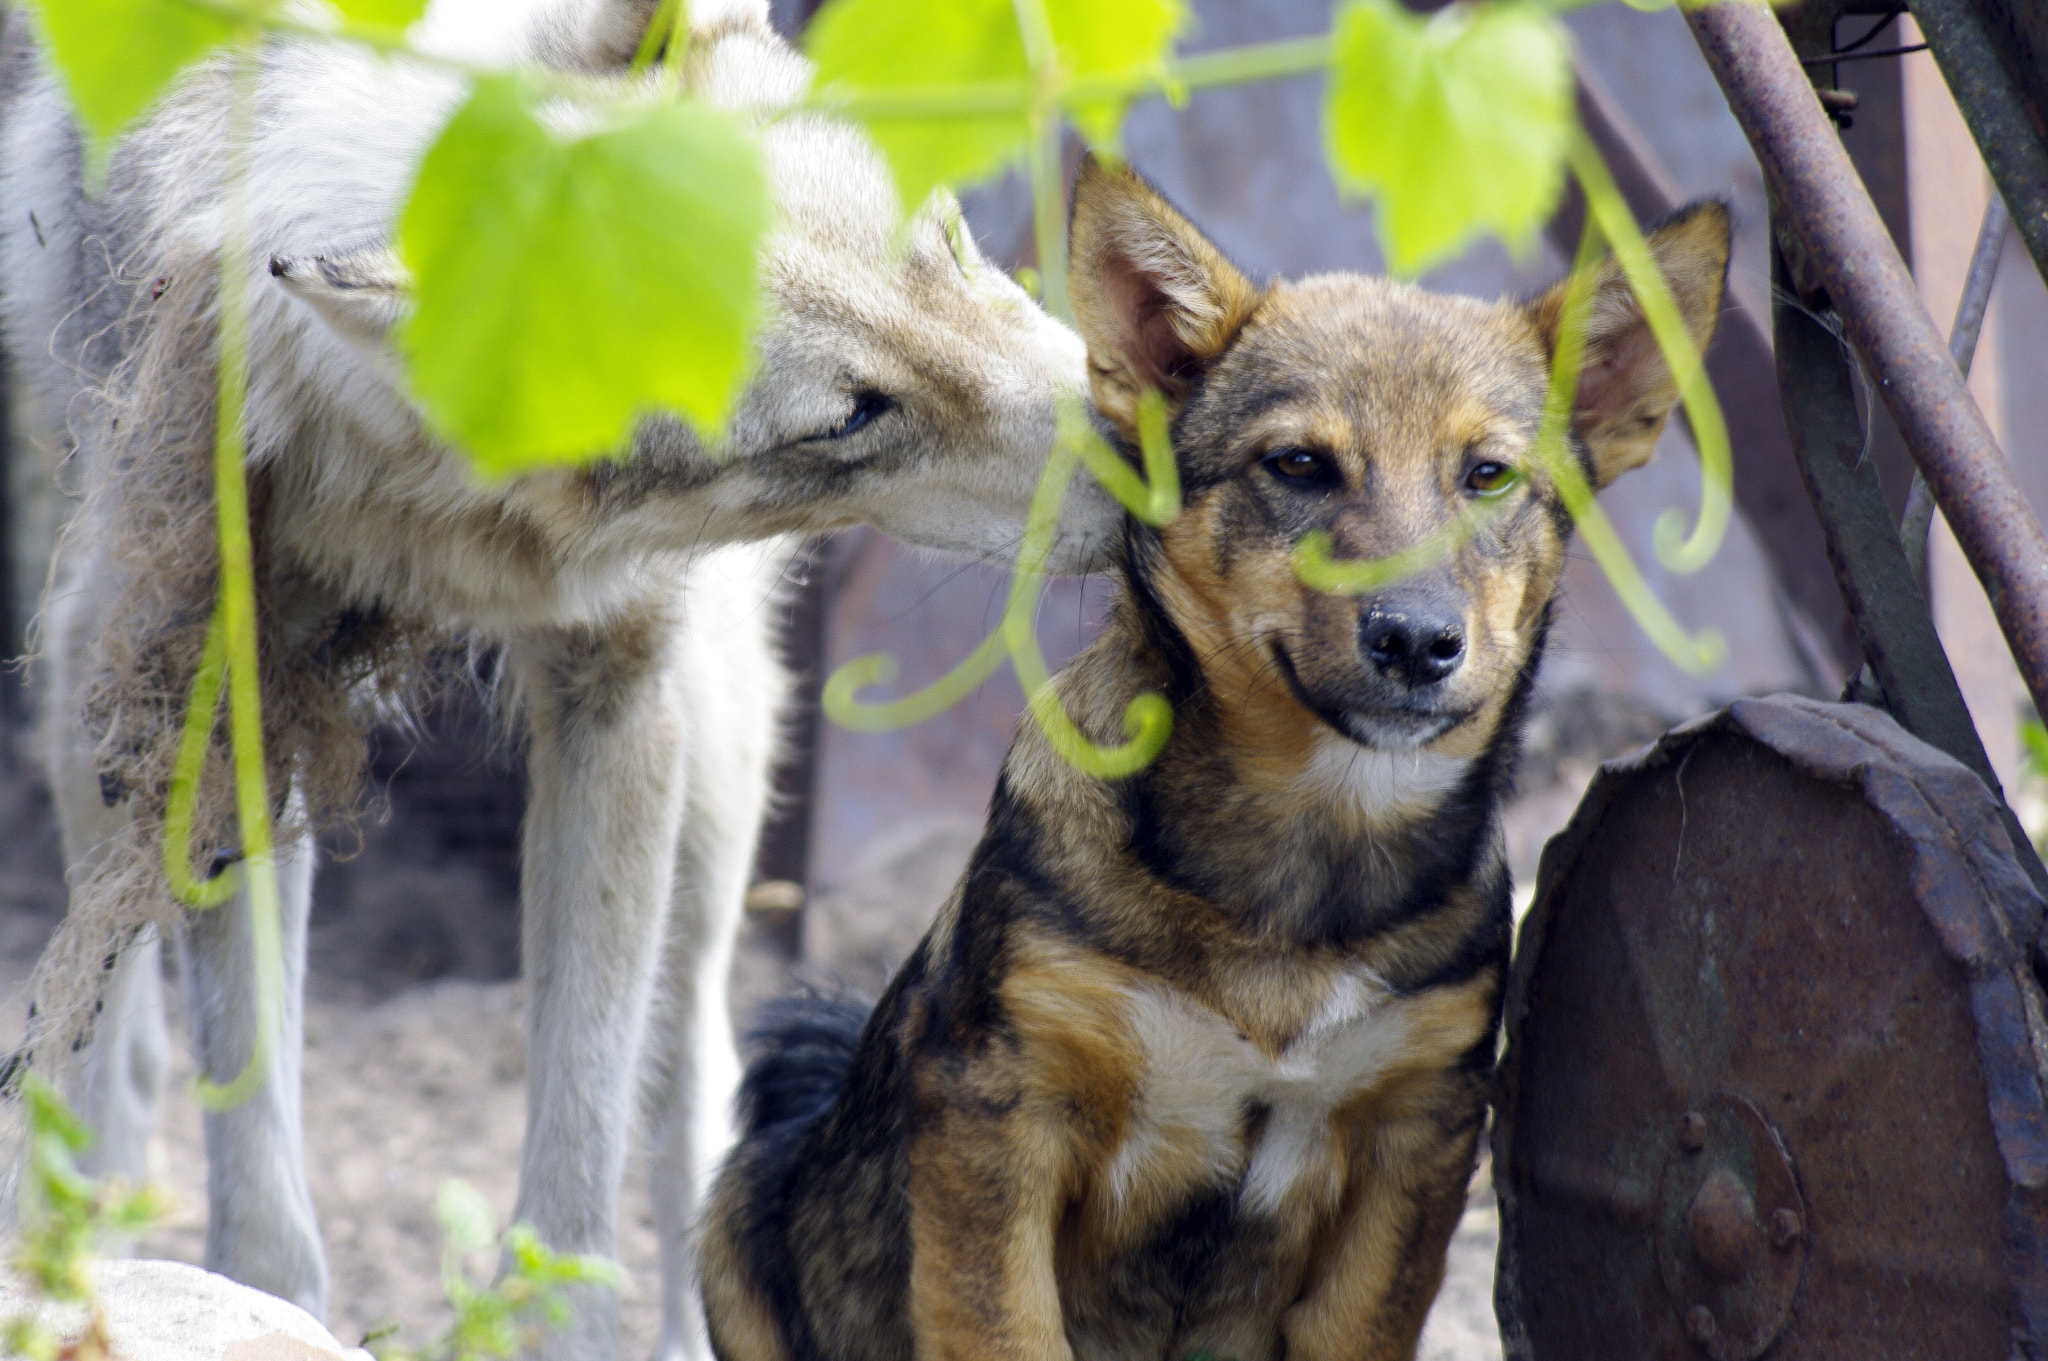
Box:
0;1079;610;1360
2;1076;168;1361
2014;712;2048;856
2020;714;2048;780
367;1180;624;1361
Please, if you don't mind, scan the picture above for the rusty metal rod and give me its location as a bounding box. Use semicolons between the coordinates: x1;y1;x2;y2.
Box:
1686;0;2048;724
1900;191;2008;582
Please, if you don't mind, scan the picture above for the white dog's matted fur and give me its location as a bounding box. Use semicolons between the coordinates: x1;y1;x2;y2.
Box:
0;0;1114;1355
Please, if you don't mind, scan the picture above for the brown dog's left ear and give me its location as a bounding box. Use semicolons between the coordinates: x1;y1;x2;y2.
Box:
1526;200;1730;488
1068;154;1262;437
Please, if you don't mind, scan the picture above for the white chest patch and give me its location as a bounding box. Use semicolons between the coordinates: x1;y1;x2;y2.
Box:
1298;734;1470;820
1108;972;1429;1218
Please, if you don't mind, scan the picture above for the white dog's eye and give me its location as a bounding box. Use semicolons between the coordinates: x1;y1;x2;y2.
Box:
826;390;895;440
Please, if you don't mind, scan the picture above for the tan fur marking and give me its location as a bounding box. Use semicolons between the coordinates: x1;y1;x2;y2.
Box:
906;1097;1075;1361
1000;946;1145;1149
1280;1112;1483;1361
700;1216;791;1361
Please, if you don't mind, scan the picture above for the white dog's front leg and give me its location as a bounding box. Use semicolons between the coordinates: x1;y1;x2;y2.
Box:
43;574;172;1187
512;610;691;1361
642;543;791;1361
179;826;326;1316
73;929;169;1185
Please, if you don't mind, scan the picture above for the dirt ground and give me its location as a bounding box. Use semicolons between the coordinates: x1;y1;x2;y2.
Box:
0;687;1676;1357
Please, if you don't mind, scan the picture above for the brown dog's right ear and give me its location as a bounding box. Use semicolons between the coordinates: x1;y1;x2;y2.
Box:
1068;155;1261;436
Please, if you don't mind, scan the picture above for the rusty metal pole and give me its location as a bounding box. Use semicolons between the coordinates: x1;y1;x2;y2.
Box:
1686;0;2048;724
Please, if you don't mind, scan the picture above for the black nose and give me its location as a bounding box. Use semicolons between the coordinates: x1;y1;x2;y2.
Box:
1361;600;1466;686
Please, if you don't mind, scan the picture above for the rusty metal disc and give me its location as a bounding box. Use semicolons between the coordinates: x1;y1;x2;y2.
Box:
1494;696;2048;1361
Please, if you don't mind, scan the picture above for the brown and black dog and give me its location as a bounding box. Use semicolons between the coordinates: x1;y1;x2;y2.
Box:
702;158;1729;1361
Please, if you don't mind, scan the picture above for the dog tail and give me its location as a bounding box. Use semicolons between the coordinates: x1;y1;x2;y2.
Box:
736;993;870;1140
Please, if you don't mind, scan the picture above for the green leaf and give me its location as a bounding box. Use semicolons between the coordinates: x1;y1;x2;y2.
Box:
29;0;235;161
1054;0;1186;149
435;1179;498;1254
806;0;1183;210
2022;716;2048;778
1325;0;1572;276
399;77;769;477
330;0;430;34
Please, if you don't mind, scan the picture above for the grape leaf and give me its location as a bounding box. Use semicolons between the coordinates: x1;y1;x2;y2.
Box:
806;0;1183;211
398;77;769;478
30;0;235;162
330;0;430;34
1325;0;1571;276
1057;0;1187;149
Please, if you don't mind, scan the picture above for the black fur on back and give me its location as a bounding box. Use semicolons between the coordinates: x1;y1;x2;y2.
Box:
735;991;874;1139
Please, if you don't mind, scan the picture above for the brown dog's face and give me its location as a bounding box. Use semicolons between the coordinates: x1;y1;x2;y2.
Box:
1069;158;1729;765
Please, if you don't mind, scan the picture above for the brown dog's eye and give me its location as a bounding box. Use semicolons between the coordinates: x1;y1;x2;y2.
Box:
1463;461;1517;496
1261;448;1340;490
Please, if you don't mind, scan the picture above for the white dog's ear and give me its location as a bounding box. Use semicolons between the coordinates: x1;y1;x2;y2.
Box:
1068;154;1262;437
1524;201;1730;488
269;247;412;351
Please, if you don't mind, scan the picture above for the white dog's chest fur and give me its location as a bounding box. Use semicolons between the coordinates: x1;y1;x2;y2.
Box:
1104;971;1424;1219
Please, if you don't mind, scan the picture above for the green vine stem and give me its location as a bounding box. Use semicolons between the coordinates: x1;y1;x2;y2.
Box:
1291;494;1512;595
1568;131;1732;576
820;627;1011;732
806;36;1336;125
629;0;687;72
826;2;1180;771
1536;203;1726;674
1073;388;1180;526
961;62;1182;770
821;394;1176;735
162;608;238;910
1004;438;1173;777
187;29;286;1113
821;422;1171;772
1013;0;1071;323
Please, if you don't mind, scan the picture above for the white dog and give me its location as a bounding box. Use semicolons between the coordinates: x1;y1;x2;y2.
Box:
0;0;1110;1354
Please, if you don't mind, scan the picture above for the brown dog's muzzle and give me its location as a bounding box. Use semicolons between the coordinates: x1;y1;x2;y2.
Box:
1358;587;1468;690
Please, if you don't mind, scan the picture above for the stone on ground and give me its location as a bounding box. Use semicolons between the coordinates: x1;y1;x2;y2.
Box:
0;1259;371;1361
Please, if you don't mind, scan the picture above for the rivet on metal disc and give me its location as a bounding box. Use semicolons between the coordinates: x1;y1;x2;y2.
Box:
1685;1304;1718;1345
1768;1207;1804;1249
1678;1111;1708;1152
1689;1169;1761;1279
